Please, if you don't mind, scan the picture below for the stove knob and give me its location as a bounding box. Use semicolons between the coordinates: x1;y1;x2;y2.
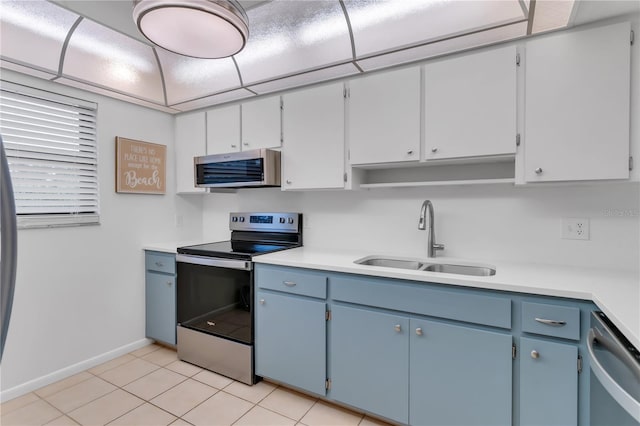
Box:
239;217;245;222
287;218;294;224
232;217;238;222
279;217;286;224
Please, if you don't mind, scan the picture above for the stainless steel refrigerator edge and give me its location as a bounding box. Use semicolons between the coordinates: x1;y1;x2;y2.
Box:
0;135;18;363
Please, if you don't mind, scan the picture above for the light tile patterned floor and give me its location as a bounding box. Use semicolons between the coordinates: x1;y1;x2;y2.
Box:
1;344;393;426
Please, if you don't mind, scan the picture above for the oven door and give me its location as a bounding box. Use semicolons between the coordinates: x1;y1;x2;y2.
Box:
176;255;253;345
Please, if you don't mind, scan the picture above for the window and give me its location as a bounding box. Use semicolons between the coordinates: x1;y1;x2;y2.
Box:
0;81;99;228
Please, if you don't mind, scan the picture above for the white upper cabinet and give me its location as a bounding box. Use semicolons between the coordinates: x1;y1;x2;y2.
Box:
348;67;421;165
241;96;282;151
424;45;517;161
282;83;345;190
175;112;206;193
206;105;241;155
523;22;631;182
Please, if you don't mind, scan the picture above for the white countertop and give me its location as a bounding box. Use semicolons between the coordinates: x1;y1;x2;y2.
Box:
253;247;640;349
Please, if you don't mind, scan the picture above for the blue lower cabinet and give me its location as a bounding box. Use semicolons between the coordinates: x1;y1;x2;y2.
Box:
329;304;409;424
255;291;327;395
410;319;513;426
520;337;578;426
145;271;176;345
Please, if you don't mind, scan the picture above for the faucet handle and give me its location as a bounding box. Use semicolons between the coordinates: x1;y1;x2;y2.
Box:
433;243;445;251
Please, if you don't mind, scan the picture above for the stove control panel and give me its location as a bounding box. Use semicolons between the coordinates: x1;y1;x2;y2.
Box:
229;212;301;233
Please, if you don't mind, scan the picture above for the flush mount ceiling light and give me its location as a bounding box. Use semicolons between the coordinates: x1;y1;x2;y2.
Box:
132;0;249;59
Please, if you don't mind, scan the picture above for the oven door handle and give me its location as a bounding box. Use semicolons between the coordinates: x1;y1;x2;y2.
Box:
176;254;252;271
588;328;640;422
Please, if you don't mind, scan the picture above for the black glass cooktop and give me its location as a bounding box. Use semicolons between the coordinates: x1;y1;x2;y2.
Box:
177;240;298;260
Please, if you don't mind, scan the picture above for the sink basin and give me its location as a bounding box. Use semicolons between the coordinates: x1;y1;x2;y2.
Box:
354;256;496;276
355;257;425;270
423;263;496;276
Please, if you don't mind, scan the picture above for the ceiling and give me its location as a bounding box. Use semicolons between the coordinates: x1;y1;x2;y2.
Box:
0;0;638;114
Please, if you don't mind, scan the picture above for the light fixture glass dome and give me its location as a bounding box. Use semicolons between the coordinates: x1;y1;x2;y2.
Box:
133;0;249;59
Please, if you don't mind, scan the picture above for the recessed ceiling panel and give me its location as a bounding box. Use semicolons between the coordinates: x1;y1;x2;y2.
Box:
0;0;78;73
169;88;255;111
234;0;352;85
156;50;241;105
345;0;527;58
531;0;576;34
63;19;164;104
248;63;360;94
357;21;528;72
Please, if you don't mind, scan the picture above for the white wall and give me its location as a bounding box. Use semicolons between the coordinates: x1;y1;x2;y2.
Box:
202;15;640;273
202;183;639;271
0;70;203;399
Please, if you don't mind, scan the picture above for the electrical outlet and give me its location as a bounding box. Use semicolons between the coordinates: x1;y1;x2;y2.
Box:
562;218;590;240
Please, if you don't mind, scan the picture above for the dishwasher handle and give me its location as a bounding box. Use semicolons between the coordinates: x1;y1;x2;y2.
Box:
588;328;640;422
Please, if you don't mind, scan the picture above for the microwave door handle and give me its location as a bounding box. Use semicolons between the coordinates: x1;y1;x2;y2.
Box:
588;328;640;422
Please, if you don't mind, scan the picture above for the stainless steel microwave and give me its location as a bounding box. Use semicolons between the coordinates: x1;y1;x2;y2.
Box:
194;149;281;188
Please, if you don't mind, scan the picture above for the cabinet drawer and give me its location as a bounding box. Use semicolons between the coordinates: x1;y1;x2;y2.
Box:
521;302;580;341
256;265;327;299
145;251;176;275
332;274;511;329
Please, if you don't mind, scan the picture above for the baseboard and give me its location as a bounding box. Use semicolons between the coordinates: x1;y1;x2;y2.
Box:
0;338;153;403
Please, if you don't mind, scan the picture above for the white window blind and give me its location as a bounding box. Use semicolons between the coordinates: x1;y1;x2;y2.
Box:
0;81;99;228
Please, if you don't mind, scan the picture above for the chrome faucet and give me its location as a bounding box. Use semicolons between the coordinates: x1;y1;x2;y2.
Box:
418;200;445;257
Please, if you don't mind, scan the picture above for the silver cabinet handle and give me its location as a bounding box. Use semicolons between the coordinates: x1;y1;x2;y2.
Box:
535;167;543;174
431;147;438;153
407;150;414;155
231;144;237;148
166;281;172;287
394;324;402;332
259;299;265;305
415;327;423;336
531;350;540;359
283;281;296;287
155;261;164;267
286;179;292;184
535;318;566;327
243;142;249;146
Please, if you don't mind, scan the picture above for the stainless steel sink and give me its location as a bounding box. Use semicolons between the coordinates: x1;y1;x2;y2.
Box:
355;257;426;270
423;263;496;276
354;256;496;276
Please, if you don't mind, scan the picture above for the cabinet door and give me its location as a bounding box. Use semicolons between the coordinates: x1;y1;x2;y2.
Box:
410;319;512;426
282;83;345;190
145;272;176;345
424;45;517;160
520;337;578;426
349;67;420;165
255;291;326;395
241;96;281;150
206;105;240;154
524;22;630;182
175;112;206;193
330;305;409;424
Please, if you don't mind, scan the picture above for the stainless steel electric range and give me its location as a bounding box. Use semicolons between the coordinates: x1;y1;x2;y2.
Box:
176;212;302;385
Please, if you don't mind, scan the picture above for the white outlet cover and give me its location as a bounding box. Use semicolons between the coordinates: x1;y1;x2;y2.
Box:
562;217;590;240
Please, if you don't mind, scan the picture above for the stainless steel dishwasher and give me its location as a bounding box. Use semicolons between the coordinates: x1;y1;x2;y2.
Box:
588;311;640;425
